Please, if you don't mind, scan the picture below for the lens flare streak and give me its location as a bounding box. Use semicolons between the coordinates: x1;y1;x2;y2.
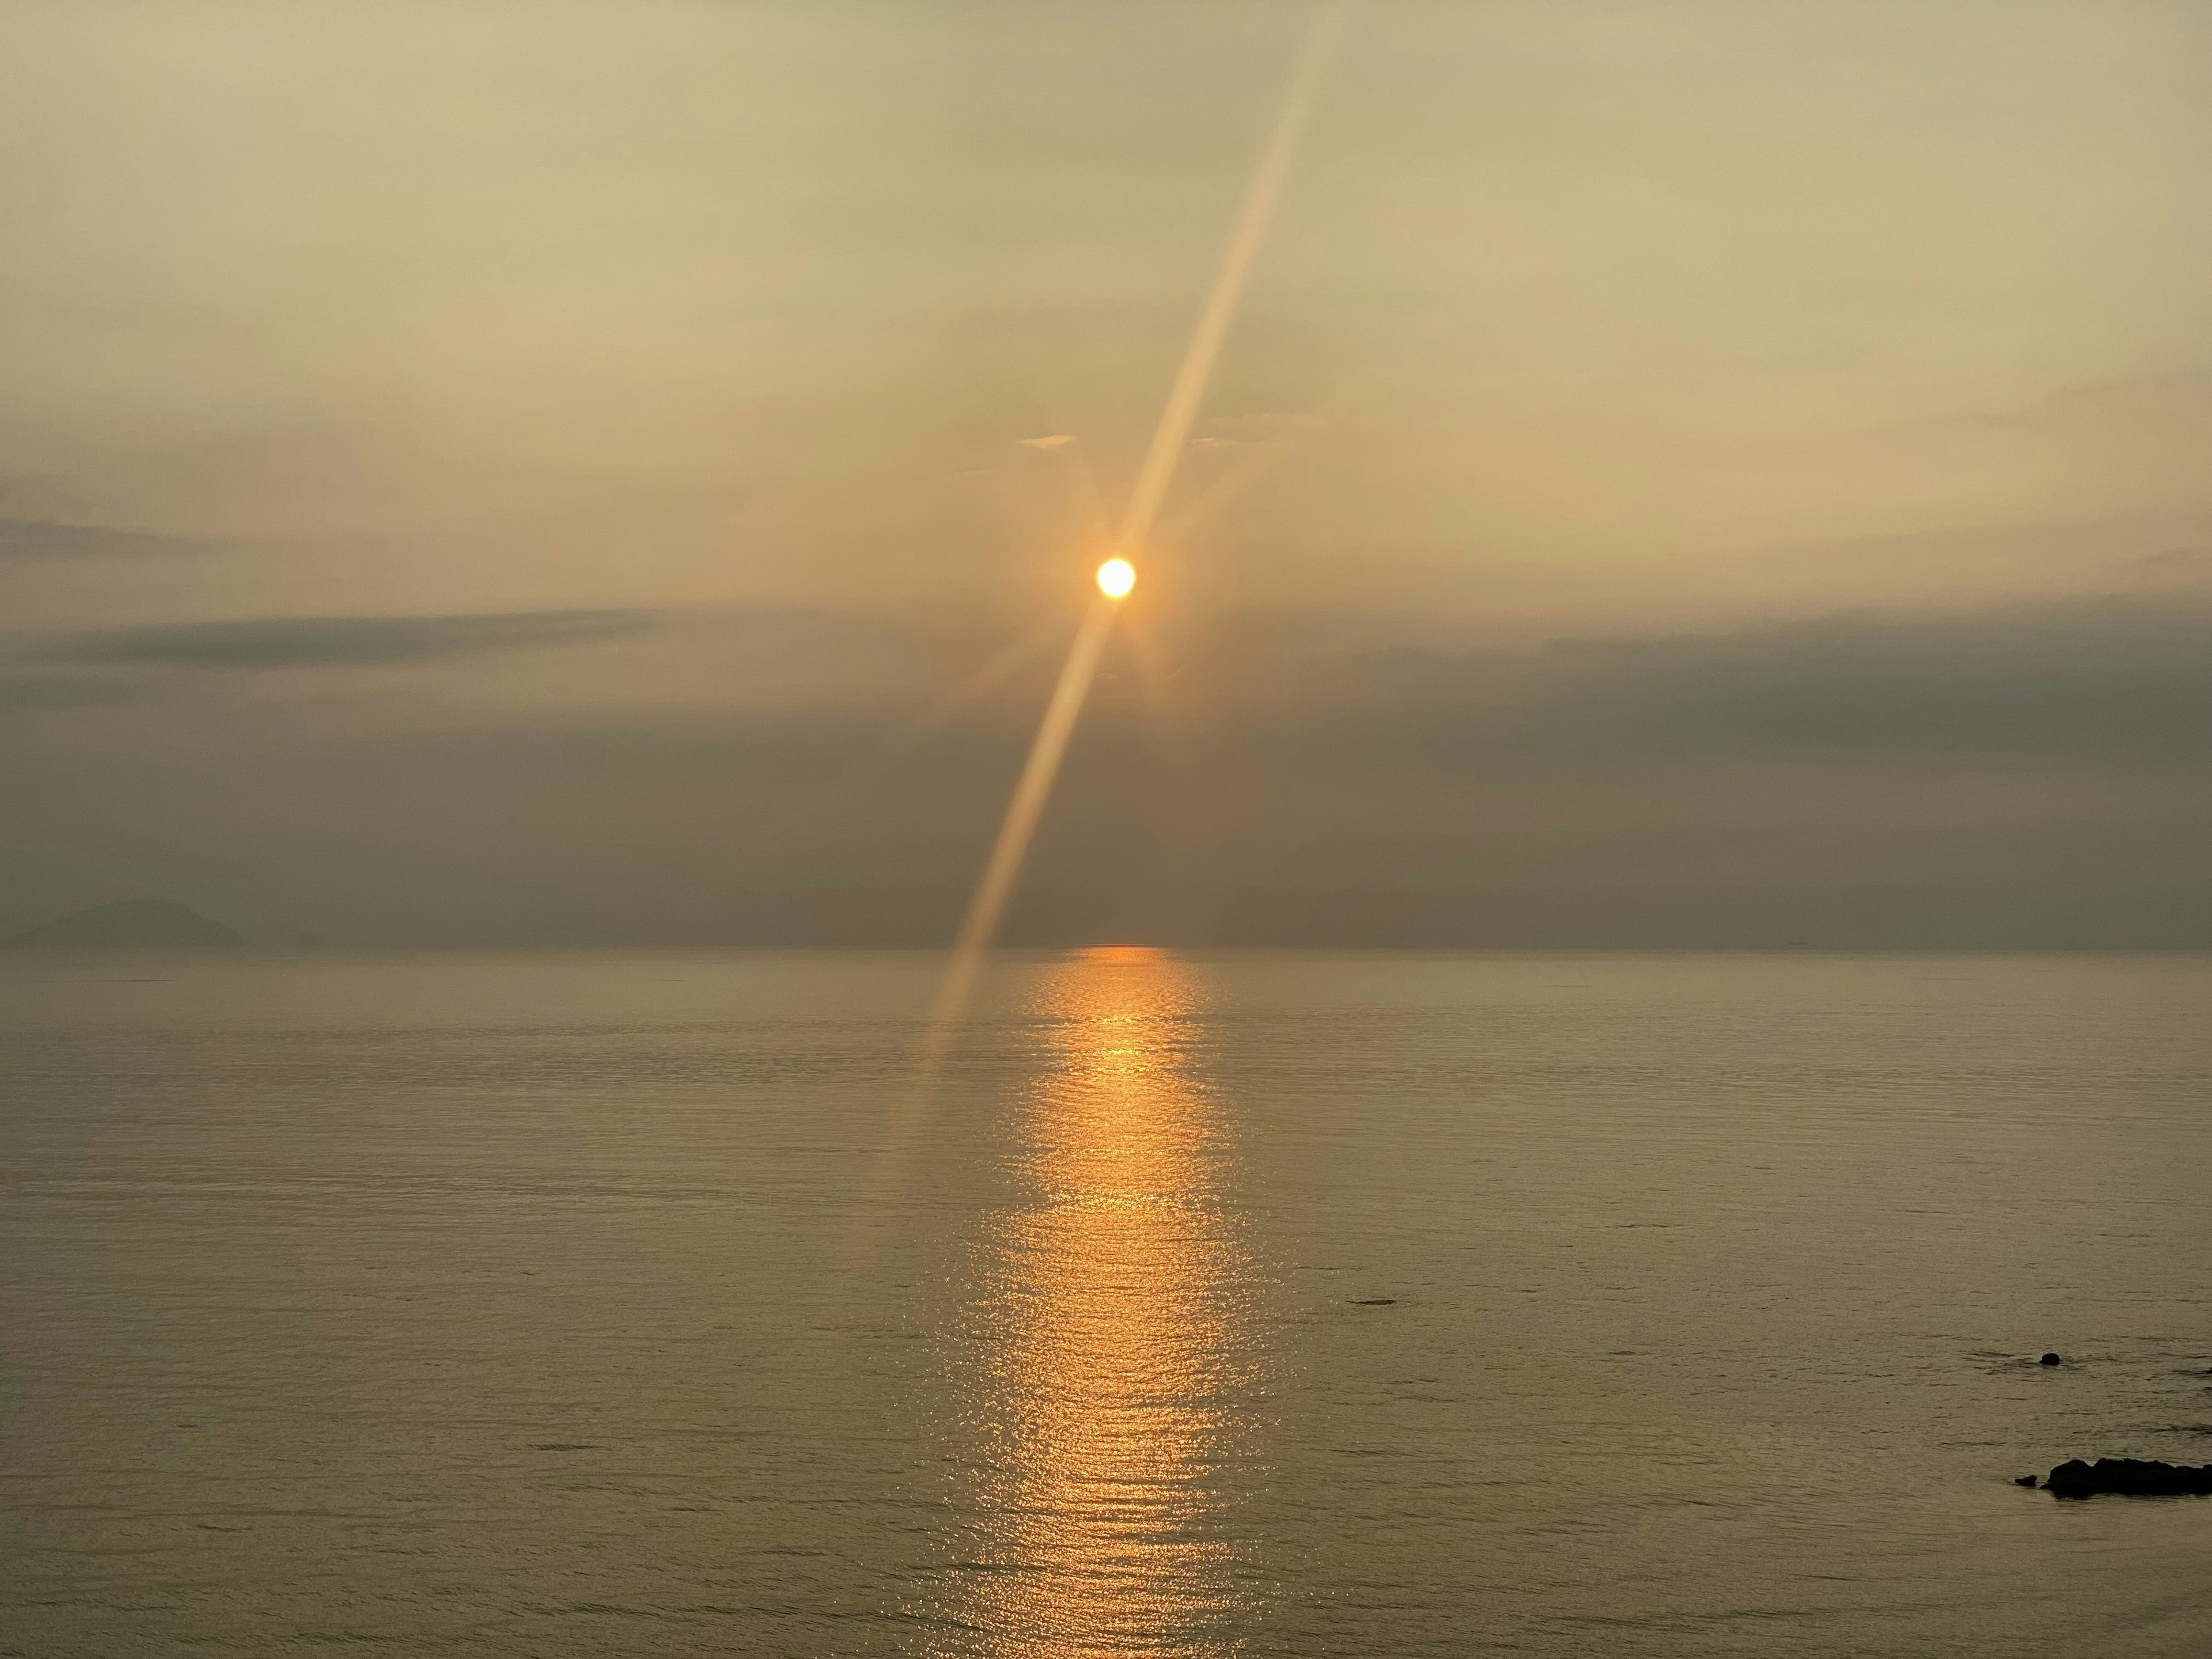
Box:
916;3;1347;1055
923;602;1118;1046
1113;3;1349;562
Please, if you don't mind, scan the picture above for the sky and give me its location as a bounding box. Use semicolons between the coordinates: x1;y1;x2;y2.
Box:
2;0;2207;947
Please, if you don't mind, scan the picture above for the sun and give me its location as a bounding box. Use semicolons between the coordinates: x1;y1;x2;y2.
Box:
1096;557;1136;600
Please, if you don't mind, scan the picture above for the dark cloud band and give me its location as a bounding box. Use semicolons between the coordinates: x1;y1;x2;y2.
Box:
0;518;219;562
26;608;657;671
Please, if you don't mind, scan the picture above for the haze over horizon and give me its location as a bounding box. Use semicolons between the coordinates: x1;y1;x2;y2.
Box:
3;0;2207;948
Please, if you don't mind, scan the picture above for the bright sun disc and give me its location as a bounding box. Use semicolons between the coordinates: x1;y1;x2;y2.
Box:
1096;558;1136;599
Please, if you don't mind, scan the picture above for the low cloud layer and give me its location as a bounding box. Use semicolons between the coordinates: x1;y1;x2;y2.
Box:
0;518;217;562
0;674;147;713
1285;596;2212;765
24;609;657;672
2;590;2203;949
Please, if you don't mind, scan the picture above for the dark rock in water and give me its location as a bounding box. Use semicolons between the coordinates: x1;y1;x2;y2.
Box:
2014;1475;2040;1487
2043;1457;2212;1499
6;899;240;948
2040;1352;2063;1366
1349;1298;1397;1306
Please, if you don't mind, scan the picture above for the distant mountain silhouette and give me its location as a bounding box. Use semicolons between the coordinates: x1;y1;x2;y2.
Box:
6;899;241;948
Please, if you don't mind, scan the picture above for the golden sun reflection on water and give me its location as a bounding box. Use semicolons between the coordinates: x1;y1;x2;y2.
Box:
945;950;1258;1658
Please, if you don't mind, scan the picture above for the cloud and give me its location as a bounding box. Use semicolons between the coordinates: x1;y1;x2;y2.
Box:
1236;593;2212;768
0;674;149;711
1528;597;2212;761
1199;412;1315;439
0;518;219;562
2127;546;2212;574
2;593;2205;948
1015;434;1077;450
23;609;657;671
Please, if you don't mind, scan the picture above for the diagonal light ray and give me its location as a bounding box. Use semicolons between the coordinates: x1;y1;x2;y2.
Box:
1113;1;1350;560
922;599;1117;1052
765;616;1062;843
898;0;1351;1094
1158;423;1306;547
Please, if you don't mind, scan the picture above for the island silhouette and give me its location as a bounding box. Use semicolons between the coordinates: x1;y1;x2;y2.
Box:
7;900;241;948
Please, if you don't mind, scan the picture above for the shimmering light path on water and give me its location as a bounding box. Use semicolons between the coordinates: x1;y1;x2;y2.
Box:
3;948;2211;1657
937;949;1256;1656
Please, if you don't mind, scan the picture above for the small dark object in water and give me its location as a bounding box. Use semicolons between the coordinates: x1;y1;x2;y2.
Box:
1350;1298;1396;1306
2014;1475;2039;1487
2040;1352;2062;1366
2043;1457;2212;1499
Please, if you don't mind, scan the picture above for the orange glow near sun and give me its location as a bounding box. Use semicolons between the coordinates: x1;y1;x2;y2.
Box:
1072;944;1165;965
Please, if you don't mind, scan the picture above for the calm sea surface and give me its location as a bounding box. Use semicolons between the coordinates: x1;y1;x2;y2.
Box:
3;948;2209;1657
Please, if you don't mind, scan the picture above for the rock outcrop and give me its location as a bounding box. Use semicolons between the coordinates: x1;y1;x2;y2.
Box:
2041;1458;2212;1499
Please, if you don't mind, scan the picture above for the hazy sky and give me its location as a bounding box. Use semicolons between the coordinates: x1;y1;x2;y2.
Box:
3;0;2207;946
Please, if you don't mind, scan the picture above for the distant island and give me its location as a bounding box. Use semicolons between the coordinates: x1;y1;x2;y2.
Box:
6;900;241;948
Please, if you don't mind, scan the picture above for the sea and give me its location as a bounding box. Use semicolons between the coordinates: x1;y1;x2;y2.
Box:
3;947;2209;1658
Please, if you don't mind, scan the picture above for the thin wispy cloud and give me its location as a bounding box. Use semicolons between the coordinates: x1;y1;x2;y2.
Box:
24;610;656;672
0;518;219;562
0;674;149;711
